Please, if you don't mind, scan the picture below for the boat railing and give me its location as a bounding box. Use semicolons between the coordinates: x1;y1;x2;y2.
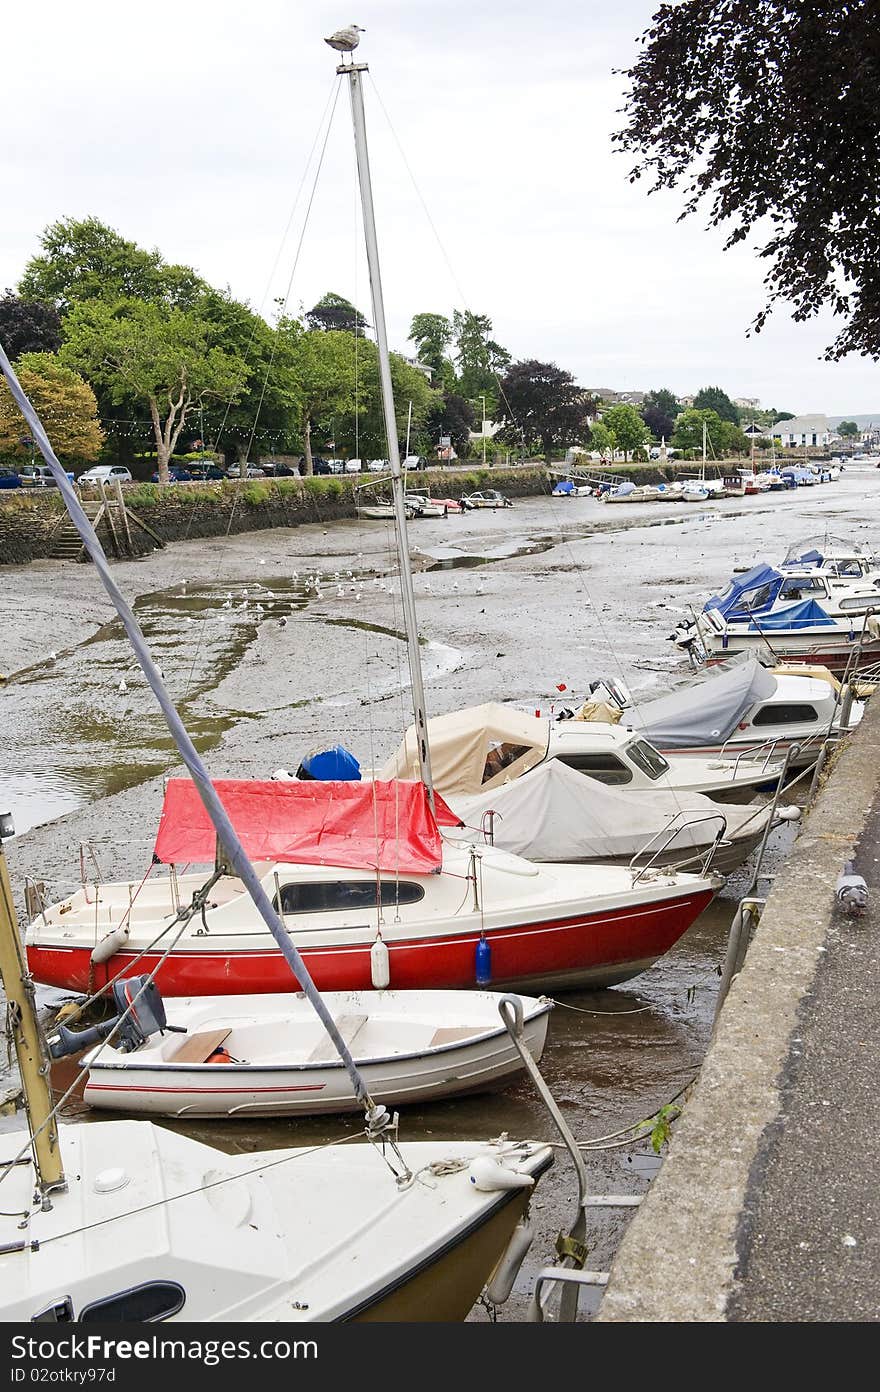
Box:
629;812;728;884
724;738;789;777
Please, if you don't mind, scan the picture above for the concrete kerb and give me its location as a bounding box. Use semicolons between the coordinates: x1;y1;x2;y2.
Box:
595;694;880;1322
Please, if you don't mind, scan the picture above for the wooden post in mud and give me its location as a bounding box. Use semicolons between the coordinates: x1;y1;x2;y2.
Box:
114;478;134;553
97;480;121;556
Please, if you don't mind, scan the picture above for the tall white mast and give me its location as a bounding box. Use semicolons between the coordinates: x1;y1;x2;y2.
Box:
339;53;435;806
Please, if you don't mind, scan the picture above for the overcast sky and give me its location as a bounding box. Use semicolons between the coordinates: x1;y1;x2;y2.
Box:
3;0;878;417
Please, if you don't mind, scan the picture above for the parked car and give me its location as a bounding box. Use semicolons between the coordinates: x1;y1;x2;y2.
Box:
18;464;61;488
368;458;389;472
312;458;332;474
460;489;513;509
185;462;226;480
260;461;300;477
151;466;193;483
402;454;427;471
0;466;22;490
225;463;265;478
78;465;133;485
344;458;363;473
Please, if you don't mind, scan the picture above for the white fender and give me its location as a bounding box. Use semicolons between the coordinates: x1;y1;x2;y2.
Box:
486;1216;536;1305
467;1154;534;1192
370;935;390;989
90;926;130;965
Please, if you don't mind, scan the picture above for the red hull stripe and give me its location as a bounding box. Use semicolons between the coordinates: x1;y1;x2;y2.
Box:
84;1082;327;1095
27;891;713;995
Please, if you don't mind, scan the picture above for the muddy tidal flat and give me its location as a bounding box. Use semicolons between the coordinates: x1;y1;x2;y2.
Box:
2;467;879;1320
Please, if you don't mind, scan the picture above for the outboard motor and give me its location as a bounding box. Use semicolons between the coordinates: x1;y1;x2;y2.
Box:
588;676;632;710
47;974;169;1059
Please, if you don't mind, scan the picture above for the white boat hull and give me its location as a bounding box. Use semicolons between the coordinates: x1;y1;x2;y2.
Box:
0;1121;552;1322
80;989;552;1117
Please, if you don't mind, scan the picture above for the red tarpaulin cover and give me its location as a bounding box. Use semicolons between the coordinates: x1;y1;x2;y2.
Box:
153;779;462;874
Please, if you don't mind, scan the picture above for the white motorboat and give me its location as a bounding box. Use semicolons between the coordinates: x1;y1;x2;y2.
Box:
75;985;552;1117
672;557;880;672
379;702;787;804
591;656;864;771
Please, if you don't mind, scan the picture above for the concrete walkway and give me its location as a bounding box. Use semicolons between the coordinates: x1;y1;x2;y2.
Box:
597;694;880;1322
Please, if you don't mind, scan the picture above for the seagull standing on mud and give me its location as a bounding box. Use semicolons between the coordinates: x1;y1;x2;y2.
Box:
324;24;365;60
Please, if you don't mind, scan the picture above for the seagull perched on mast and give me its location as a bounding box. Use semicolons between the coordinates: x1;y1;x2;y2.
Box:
324;23;365;60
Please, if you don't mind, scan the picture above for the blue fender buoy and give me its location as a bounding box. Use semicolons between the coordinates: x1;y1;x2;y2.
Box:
475;934;491;985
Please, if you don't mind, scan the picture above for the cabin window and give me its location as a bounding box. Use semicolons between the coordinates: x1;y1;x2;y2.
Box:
838;596;875;612
276;880;425;914
752;704;819;726
625;741;670;780
482;741;533;784
554;753;632;785
780;577;825;601
80;1281;185;1322
739;582;776;611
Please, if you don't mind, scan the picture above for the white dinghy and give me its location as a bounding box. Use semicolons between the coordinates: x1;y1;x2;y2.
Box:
77;984;552;1118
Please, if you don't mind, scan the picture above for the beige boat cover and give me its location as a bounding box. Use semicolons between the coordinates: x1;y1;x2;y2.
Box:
574;699;623;724
377;702;549;794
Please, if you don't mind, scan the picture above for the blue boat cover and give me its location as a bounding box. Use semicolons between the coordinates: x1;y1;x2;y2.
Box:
298;745;362;780
552;480;574;495
748;598;835;631
705;564;782;618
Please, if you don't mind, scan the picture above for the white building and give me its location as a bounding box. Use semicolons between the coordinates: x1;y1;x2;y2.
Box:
773;414;833;447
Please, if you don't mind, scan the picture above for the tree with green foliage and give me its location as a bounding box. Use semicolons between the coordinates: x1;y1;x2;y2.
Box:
496;360;592;464
305;292;369;336
588;420;615;462
408;313;452;373
19;216;205;314
0;354;104;461
60;300;246;483
602;403;651;460
615;1;880;361
198;290;303;466
672;408;748;459
640;387;680;442
838;420;860;440
328;339;437;459
426;392;475;458
452;310;510;401
0;293;62;359
693;386;740;426
285;327;359;475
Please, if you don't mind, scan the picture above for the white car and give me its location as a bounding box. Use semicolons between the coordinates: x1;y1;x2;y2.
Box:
344;458;363;473
460;489;512;509
368;459;389;472
78;465;133;485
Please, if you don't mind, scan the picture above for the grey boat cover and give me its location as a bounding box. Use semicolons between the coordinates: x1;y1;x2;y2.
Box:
446;758;767;861
626;657;778;749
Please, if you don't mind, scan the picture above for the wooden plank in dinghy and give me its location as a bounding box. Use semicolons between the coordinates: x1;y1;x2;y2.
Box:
307;1014;368;1063
429;1027;483;1047
169;1028;232;1064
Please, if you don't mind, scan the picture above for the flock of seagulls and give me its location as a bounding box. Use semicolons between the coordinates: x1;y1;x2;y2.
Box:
108;561;481;693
